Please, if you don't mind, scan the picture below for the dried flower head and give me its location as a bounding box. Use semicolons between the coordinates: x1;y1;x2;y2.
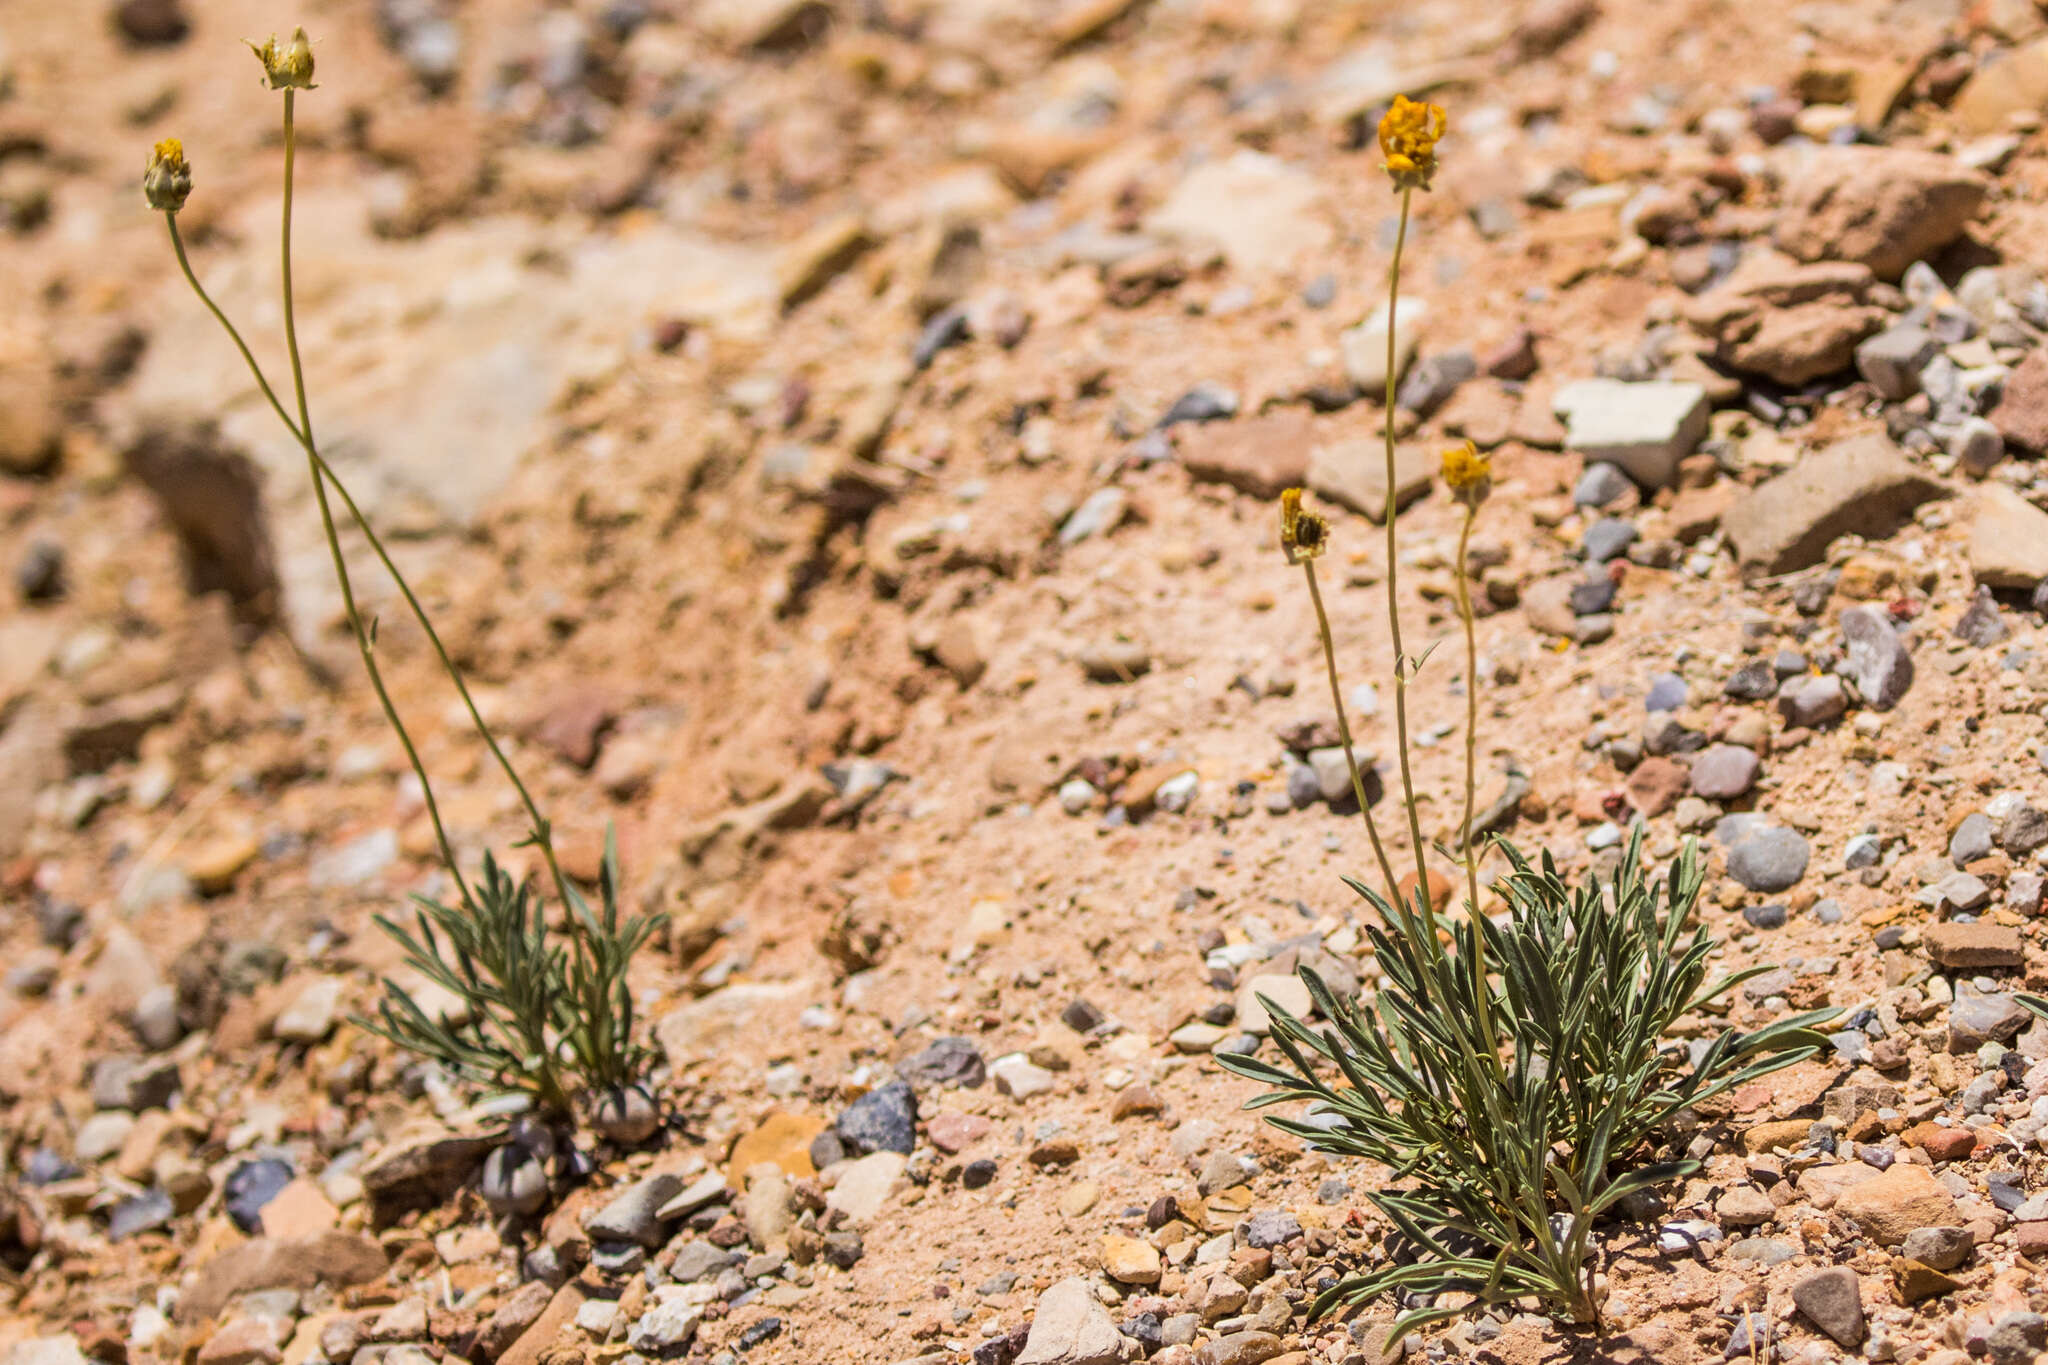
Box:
143;138;192;212
1378;94;1446;192
248;27;316;90
1279;488;1330;564
1440;440;1491;508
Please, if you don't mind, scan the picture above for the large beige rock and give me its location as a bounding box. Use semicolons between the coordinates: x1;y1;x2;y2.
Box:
1721;434;1946;576
113;190;779;658
1235;973;1313;1035
177;1232;389;1323
1017;1277;1123;1365
1774;147;1989;281
1966;484;2048;589
1835;1163;1959;1246
1952;38;2048;134
1147;150;1333;275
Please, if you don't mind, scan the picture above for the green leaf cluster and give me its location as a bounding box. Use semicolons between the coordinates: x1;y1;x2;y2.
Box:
1217;830;1837;1344
357;828;665;1119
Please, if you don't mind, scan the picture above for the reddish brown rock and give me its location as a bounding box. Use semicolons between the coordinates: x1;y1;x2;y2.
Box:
1721;435;1945;577
1992;349;2048;457
1774;148;1989;281
529;688;616;770
1923;921;2024;969
178;1232;389;1323
1904;1122;1977;1162
1625;757;1690;817
1178;410;1314;500
1687;256;1882;385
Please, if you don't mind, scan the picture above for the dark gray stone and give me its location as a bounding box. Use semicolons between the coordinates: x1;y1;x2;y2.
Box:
585;1172;685;1248
1242;1210;1302;1249
836;1079;918;1155
1955;586;2010;648
1724;659;1777;700
898;1037;987;1090
1157;382;1239;429
224;1157;294;1233
1646;672;1688;711
1791;1266;1866;1348
1583;518;1638;564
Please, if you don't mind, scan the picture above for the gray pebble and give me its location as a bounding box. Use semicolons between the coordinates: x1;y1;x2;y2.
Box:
1726;826;1810;893
1582;518;1638;564
1575;462;1634;508
1841;606;1913;710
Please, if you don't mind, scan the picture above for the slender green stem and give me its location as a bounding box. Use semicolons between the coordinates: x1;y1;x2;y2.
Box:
1451;503;1499;1062
278;94;575;915
1381;184;1432;911
276;89;474;909
165;203;470;904
1453;508;1481;916
1301;561;1399;903
303;444;573;910
165;216;303;447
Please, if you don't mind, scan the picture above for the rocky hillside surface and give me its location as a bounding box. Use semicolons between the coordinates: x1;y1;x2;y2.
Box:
4;1;2048;1364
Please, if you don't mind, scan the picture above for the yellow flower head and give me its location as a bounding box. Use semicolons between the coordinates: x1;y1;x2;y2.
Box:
1440;440;1491;508
1279;488;1330;564
1378;94;1446;192
248;27;317;90
143;137;192;212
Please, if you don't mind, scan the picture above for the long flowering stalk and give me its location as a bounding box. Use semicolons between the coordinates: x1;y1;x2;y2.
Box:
143;30;662;1126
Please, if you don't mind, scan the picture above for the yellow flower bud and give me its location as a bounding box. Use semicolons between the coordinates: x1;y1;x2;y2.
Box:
1279;488;1330;564
1440;440;1491;508
1378;94;1446;192
247;26;317;90
143;137;192;212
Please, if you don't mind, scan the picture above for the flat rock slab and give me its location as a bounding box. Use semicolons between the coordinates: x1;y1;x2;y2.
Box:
1552;379;1707;489
176;1231;389;1323
1722;434;1946;576
113;189;779;656
1307;439;1433;521
1924;921;2024;968
1146;150;1332;275
1966;484;2048;588
1178;409;1314;499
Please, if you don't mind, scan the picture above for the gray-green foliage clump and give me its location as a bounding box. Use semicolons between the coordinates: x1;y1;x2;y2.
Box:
1219;833;1834;1337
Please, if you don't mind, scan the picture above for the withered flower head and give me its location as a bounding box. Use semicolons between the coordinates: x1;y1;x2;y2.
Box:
248;27;317;90
1279;488;1330;564
144;138;192;212
1440;439;1492;508
1378;94;1446;192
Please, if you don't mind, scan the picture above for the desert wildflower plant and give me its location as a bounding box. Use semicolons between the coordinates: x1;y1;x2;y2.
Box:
147;30;664;1136
1218;96;1837;1344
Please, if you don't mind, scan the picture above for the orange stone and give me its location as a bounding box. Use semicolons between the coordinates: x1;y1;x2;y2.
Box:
259;1179;339;1239
725;1110;823;1189
1395;868;1456;914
